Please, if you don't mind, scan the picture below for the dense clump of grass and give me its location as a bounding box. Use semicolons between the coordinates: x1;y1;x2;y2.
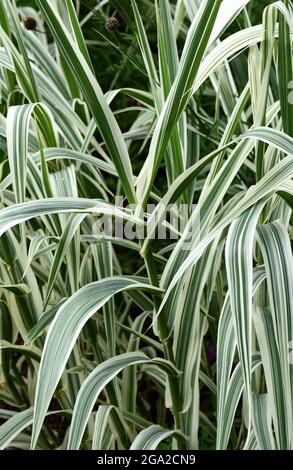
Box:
0;0;293;450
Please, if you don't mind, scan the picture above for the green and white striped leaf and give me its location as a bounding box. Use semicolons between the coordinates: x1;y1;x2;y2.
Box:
35;0;136;204
31;278;164;449
130;424;185;450
67;352;180;449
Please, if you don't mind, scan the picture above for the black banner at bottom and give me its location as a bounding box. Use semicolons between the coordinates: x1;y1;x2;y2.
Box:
0;450;292;466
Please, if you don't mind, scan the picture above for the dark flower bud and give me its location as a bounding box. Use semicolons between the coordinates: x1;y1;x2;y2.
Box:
105;16;120;32
23;16;37;31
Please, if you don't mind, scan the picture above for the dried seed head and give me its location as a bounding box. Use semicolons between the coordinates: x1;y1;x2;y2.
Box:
105;16;120;32
23;16;37;31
